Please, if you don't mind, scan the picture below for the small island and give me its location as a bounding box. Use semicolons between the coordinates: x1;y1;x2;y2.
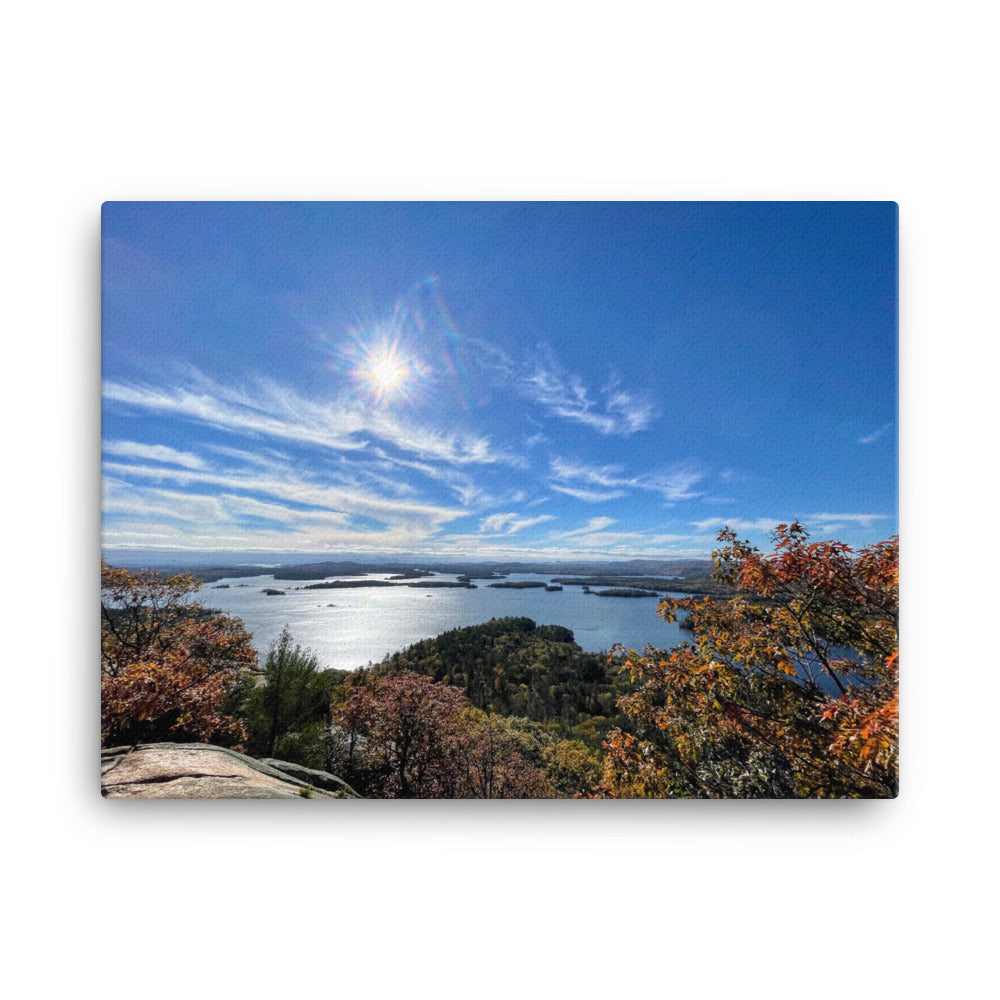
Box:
301;577;477;591
552;575;735;598
594;588;660;598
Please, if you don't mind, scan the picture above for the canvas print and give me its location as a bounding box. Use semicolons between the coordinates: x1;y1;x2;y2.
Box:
101;202;898;799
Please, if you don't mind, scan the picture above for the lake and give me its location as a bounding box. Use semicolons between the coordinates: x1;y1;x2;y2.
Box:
196;571;688;671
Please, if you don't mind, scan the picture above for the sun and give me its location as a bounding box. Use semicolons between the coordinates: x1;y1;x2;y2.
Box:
370;354;408;395
351;337;426;403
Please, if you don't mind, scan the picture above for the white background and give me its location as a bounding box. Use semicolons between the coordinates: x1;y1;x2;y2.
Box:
5;2;994;997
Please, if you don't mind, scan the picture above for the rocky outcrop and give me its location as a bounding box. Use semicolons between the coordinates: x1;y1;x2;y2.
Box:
101;743;358;799
258;758;357;795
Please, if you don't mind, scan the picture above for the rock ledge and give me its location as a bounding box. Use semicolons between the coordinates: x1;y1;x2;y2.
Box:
101;742;358;799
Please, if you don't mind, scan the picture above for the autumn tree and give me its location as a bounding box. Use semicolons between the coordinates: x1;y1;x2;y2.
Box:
330;671;469;796
101;560;258;747
330;670;554;798
599;524;898;798
455;710;556;799
542;738;603;796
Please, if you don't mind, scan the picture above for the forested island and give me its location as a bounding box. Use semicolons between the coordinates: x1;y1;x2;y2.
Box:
593;588;660;598
552;576;737;598
101;524;899;799
301;579;477;590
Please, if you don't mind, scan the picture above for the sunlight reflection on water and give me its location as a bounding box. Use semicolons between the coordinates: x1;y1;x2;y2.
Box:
197;572;687;671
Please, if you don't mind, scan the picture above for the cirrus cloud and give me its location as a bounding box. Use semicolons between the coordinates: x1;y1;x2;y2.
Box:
478;512;556;535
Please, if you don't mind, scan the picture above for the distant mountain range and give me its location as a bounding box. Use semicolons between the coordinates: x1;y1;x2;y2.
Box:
104;553;715;584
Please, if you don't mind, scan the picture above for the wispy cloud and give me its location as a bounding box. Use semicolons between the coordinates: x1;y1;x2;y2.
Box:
550;456;705;502
103;372;521;469
101;369;550;555
102;440;206;470
550;457;626;489
641;467;706;502
102;460;464;530
604;391;657;435
101;451;468;554
478;512;556;535
367;407;524;467
521;354;656;435
102;479;225;524
554;516;618;538
473;341;656;437
100;474;420;554
360;450;525;512
203;443;293;467
449;483;527;510
102;480;353;532
102;517;441;555
550;484;627;503
859;423;893;445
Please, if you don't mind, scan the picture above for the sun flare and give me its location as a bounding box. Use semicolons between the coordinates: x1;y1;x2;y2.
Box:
371;355;407;394
351;338;426;403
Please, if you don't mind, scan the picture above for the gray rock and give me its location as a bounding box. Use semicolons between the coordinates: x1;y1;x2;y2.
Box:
100;743;358;799
258;758;357;795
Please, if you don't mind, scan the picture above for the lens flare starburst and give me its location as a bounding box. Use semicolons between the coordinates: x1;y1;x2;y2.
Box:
351;337;428;404
368;352;407;395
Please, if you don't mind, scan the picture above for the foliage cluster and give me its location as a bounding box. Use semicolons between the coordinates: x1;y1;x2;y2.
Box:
320;617;616;796
225;626;350;769
101;565;342;767
598;524;899;798
329;670;599;798
377;616;625;733
101;561;257;747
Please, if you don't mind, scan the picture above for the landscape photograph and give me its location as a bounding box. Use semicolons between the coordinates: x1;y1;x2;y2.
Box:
101;201;898;799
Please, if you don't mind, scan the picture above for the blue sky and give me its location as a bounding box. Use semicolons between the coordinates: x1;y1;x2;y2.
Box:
101;202;897;563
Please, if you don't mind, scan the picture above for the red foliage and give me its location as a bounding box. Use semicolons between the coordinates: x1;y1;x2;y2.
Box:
597;524;899;798
332;670;553;798
101;561;257;747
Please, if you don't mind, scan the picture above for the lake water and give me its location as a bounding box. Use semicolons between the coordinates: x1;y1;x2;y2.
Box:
196;571;688;671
